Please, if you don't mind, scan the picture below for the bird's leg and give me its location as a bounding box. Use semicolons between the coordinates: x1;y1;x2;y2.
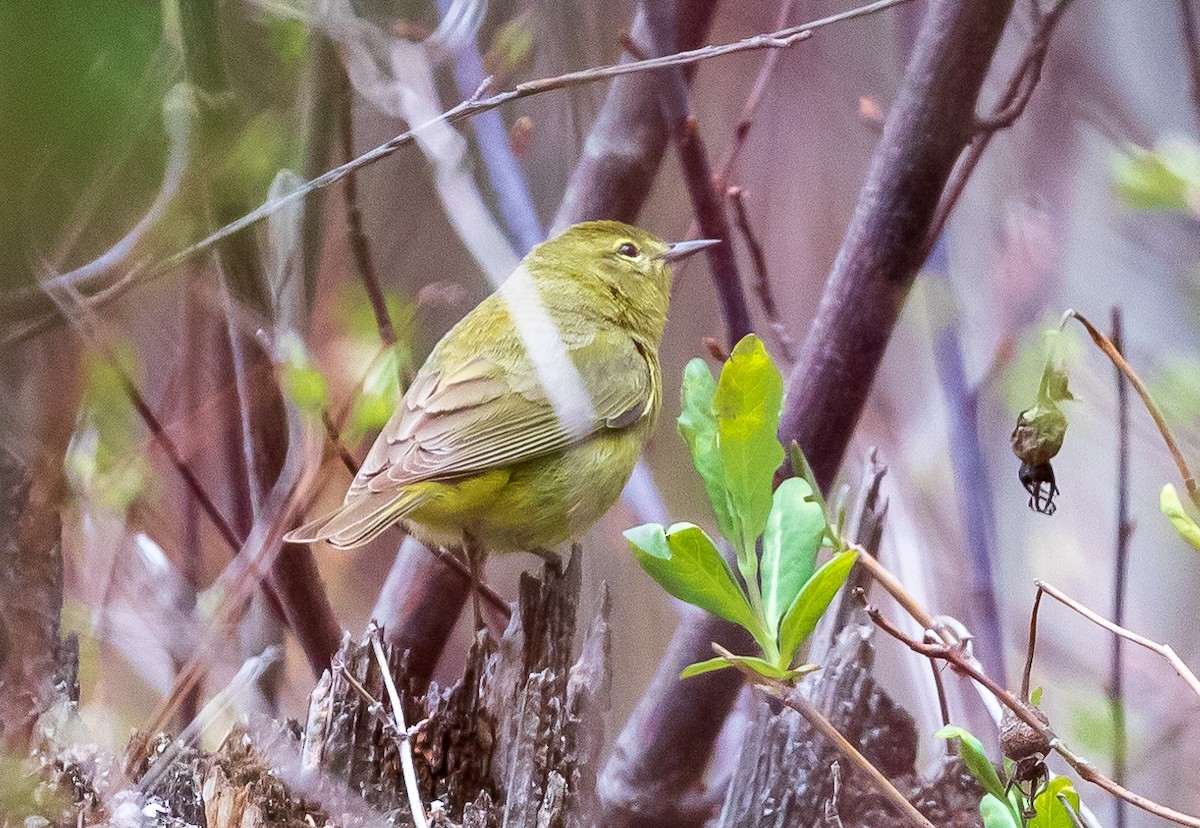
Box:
528;546;563;574
462;532;486;633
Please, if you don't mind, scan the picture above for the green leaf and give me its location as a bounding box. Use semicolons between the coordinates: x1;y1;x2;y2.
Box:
626;522;761;637
278;333;329;414
1030;686;1044;706
777;550;857;664
681;654;819;681
714;335;785;556
677;359;737;543
979;794;1020;828
65;341;151;511
1162;483;1200;551
680;657;736;679
936;725;1007;802
349;345;406;438
1113;139;1199;213
1029;777;1080;828
761;477;826;634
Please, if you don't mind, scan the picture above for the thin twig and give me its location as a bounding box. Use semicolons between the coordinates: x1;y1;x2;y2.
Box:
1022;585;1044;701
712;0;798;191
728;186;795;362
752;681;936;828
1064;308;1199;507
926;632;952;730
370;635;430;828
1035;580;1200;702
642;1;750;347
339;93;396;347
865;597;1200;827
5;0;913;340
920;0;1078;259
1109;307;1132;828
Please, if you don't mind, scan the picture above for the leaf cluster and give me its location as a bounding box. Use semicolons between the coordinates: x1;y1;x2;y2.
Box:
624;335;856;681
938;723;1084;827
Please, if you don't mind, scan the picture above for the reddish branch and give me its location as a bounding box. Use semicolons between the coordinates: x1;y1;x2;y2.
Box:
180;0;341;678
640;0;752;347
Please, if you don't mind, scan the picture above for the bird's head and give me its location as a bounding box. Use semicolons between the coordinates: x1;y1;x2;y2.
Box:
531;220;718;340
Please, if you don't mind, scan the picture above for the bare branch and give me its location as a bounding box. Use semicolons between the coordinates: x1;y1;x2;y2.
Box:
751;680;936;828
728;186;795;363
921;0;1079;258
1036;580;1200;702
640;0;751;347
1108;307;1132;828
339;91;396;347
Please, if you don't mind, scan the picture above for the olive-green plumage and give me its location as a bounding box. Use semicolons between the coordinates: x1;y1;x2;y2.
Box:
286;221;714;553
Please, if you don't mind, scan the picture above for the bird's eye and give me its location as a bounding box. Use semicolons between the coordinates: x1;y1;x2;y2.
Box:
618;242;639;258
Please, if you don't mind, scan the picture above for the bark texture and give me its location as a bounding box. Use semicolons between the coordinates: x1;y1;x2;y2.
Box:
34;550;608;828
0;449;76;753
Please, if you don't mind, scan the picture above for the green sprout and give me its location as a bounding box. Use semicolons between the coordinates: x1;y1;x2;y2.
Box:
624;335;856;682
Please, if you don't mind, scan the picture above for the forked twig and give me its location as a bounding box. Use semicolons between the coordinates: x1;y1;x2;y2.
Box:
921;0;1078;258
370;635;429;828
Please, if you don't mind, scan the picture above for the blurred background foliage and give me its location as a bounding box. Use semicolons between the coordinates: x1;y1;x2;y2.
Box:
2;0;1200;825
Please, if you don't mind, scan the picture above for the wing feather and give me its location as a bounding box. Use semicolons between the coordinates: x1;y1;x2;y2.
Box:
349;324;654;498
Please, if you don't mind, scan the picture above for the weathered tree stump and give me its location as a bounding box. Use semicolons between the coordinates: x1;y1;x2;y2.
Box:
123;546;610;828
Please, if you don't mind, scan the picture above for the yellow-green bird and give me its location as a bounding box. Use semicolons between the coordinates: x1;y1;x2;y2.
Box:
286;221;717;557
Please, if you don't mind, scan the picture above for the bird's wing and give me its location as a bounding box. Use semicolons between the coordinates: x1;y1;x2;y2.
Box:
349;325;655;497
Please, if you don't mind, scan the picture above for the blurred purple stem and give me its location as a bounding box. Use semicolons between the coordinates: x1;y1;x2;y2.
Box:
435;0;544;253
1108;307;1131;828
926;237;1005;686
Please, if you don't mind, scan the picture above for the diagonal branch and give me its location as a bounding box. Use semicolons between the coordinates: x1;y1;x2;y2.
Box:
2;0;914;341
640;0;751;347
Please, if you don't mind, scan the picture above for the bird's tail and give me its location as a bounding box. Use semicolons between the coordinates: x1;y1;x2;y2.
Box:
284;489;428;549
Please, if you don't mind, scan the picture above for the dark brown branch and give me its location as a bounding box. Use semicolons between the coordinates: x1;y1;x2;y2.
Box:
866;596;1200;827
640;0;751;347
1180;0;1200;128
339;90;396;347
605;2;1017;823
728;186;795;362
552;1;720;231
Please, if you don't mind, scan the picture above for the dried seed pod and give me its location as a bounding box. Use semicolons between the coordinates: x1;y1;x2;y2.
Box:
999;700;1051;767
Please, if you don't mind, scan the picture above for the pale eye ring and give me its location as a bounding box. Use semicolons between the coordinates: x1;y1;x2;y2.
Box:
618;242;639;258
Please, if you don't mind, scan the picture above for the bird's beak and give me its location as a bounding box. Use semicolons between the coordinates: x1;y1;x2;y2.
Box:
658;238;721;262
